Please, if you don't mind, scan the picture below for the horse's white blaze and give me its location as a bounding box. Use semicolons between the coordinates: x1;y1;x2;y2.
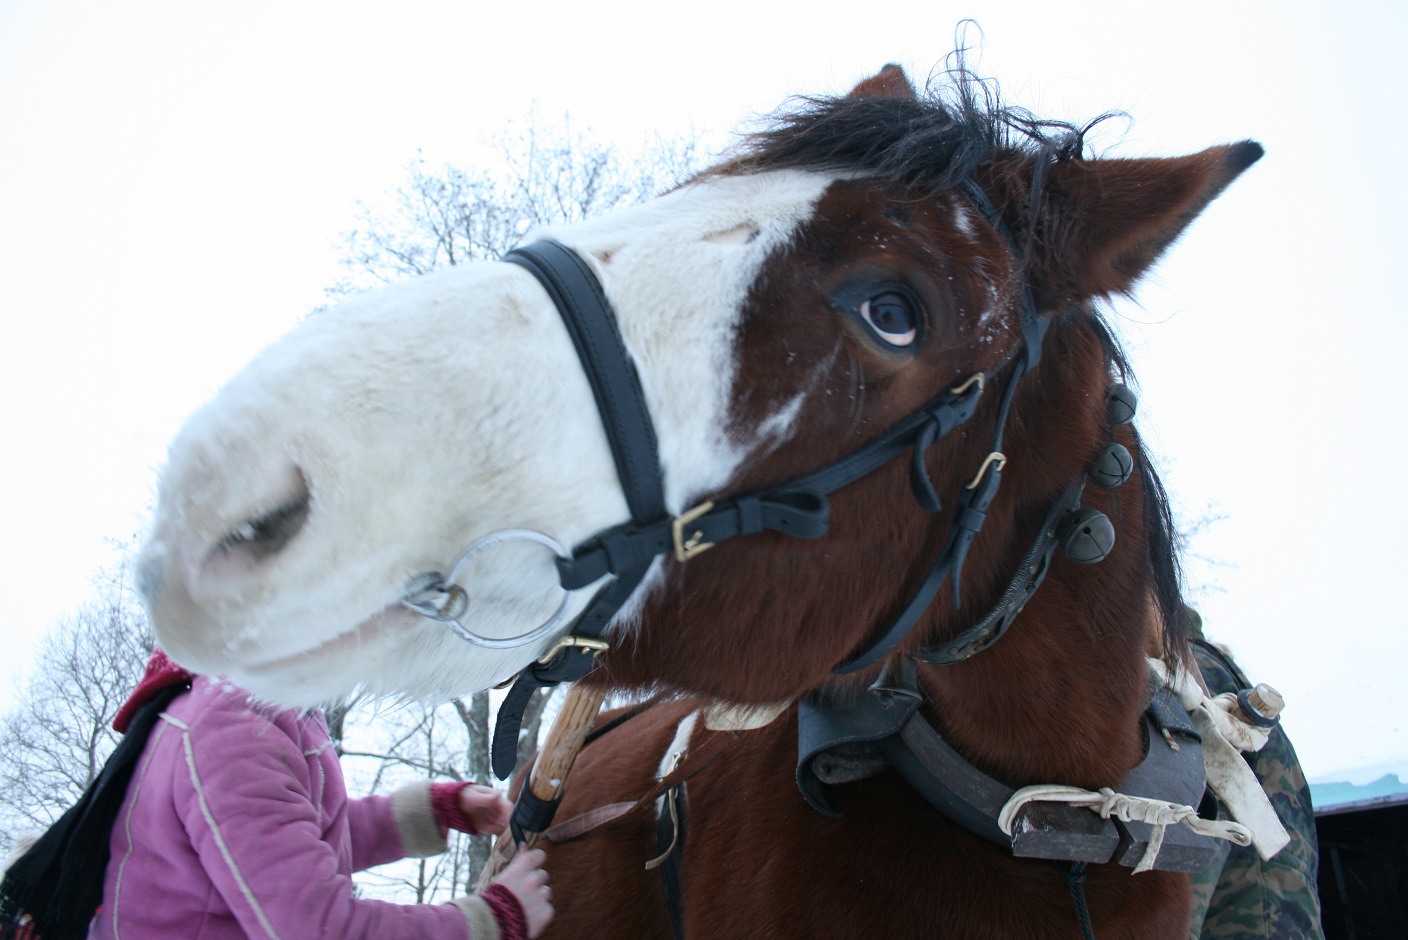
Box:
537;170;834;508
141;169;835;706
656;710;698;781
949;194;977;241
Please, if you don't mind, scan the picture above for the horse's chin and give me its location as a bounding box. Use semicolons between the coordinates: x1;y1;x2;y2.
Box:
235;606;406;692
168;603;406;708
220;604;530;708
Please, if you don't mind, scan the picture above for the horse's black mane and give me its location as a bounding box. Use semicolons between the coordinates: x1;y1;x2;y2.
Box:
1092;319;1190;663
726;52;1094;198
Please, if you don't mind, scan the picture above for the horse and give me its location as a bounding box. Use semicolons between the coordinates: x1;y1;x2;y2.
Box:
136;57;1264;939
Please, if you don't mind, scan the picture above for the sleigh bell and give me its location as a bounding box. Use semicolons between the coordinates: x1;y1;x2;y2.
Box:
1058;508;1116;564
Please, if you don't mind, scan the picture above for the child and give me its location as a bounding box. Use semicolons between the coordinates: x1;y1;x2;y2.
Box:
6;650;553;940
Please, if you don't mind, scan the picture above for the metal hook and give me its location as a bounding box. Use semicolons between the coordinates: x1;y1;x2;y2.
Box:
400;528;578;652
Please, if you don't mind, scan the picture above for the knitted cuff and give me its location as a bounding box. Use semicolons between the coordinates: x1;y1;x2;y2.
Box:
391;781;449;858
450;894;501;940
482;883;529;940
430;781;478;837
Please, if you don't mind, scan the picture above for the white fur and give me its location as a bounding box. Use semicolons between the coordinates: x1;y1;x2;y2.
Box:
141;169;835;706
949;195;977;241
657;710;699;780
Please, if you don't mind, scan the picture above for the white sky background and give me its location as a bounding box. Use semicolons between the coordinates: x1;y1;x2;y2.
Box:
1;0;1404;784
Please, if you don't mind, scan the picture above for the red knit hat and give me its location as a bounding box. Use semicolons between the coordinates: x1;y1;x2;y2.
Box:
113;649;194;733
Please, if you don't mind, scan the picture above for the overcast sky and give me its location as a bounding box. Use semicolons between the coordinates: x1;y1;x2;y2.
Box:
2;0;1404;784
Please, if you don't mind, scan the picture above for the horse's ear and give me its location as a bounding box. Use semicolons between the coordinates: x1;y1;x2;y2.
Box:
849;64;918;101
1027;141;1263;305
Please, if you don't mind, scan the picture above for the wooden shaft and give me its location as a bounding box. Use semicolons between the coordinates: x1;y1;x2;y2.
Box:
477;682;607;889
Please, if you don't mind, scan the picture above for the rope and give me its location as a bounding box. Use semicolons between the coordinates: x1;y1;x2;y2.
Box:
1065;862;1097;940
644;787;681;871
997;785;1253;874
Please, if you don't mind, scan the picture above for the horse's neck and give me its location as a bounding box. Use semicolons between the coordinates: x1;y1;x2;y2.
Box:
919;343;1159;788
919;510;1159;790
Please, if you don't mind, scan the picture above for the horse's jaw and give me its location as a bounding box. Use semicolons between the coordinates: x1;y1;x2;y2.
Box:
137;169;834;706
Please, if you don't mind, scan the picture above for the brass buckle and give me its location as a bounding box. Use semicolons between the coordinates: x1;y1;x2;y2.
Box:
671;500;716;562
965;451;1007;490
536;634;611;666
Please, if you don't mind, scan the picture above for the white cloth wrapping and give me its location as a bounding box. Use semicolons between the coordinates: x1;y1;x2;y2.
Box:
1148;657;1291;860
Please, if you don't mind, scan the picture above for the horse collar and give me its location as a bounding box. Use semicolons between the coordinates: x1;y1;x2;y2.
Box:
796;659;1227;873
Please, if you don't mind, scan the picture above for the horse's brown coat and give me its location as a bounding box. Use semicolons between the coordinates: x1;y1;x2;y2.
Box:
535;65;1260;939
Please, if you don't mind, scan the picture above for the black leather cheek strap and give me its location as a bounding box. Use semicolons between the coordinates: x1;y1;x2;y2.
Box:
494;241;668;779
505;241;667;524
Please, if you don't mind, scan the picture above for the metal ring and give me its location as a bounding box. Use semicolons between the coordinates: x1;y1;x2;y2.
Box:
400;575;471;622
433;584;470;621
409;529;576;652
400;585;467;621
444;528;570;584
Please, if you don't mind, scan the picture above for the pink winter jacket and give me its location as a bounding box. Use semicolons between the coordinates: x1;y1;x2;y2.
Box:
88;676;502;940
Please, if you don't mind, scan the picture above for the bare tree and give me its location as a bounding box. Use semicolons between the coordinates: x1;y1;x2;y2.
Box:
0;566;152;858
328;114;706;300
337;686;559;899
1175;500;1236;601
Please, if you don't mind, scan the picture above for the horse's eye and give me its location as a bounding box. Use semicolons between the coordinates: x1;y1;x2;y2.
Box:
858;292;918;347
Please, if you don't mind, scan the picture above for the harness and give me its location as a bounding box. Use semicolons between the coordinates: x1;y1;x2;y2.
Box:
552;653;1258;940
412;175;1274;936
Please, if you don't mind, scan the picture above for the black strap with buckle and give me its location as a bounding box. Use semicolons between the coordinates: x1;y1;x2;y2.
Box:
492;242;666;778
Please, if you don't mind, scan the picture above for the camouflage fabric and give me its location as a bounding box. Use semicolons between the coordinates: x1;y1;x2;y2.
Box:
1185;610;1324;940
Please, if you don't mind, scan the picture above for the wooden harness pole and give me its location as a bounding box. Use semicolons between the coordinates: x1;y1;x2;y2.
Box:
477;683;607;889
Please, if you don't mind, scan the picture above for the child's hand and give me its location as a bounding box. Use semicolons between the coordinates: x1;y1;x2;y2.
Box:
458;783;512;834
491;847;554;938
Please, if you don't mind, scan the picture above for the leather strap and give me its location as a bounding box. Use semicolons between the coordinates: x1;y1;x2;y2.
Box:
797;661;923;816
491;675;546;780
558;490;830;590
957;178;1047;373
542;726;735;842
493;242;668;777
505;242;665;524
654;784;687;940
919;479;1082;664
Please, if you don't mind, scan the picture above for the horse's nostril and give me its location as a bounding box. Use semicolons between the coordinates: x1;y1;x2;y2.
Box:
218;473;313;561
136;556;164;604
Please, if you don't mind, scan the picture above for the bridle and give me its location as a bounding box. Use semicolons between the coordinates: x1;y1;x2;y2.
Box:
406;174;1070;780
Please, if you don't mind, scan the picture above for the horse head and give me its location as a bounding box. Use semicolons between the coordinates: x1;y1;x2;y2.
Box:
140;63;1258;728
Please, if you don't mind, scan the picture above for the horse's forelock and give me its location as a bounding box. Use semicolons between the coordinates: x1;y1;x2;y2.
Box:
718;53;1096;208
